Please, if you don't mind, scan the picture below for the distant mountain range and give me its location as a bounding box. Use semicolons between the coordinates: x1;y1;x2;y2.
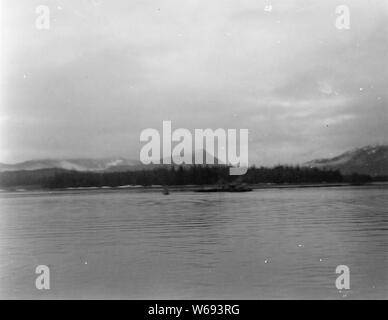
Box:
1;145;387;177
0;158;143;172
304;145;388;177
0;150;222;173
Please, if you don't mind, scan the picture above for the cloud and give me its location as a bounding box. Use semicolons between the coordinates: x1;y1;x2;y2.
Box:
0;0;387;165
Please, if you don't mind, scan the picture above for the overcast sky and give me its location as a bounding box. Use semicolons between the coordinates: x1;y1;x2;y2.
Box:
1;0;387;165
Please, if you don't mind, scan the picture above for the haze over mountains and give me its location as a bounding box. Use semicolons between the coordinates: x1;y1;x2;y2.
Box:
0;145;387;177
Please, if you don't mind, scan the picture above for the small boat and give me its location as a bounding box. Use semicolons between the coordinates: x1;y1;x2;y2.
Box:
196;183;252;193
162;186;170;195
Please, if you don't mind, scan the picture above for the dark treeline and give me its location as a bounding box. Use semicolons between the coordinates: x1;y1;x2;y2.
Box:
0;165;373;189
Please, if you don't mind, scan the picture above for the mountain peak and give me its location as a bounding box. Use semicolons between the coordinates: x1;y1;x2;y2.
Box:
304;144;388;176
161;149;222;165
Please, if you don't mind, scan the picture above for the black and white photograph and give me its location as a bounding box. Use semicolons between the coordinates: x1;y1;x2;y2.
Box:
0;0;387;302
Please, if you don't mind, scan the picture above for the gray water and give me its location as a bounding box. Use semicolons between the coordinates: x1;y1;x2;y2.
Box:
0;185;387;299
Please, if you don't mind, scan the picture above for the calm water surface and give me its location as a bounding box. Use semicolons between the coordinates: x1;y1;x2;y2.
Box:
0;185;387;299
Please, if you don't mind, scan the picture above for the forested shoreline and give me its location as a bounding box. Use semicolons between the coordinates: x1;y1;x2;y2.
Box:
0;165;377;189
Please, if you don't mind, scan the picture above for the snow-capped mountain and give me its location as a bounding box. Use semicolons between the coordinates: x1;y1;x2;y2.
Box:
0;158;143;172
0;150;222;172
304;145;388;176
